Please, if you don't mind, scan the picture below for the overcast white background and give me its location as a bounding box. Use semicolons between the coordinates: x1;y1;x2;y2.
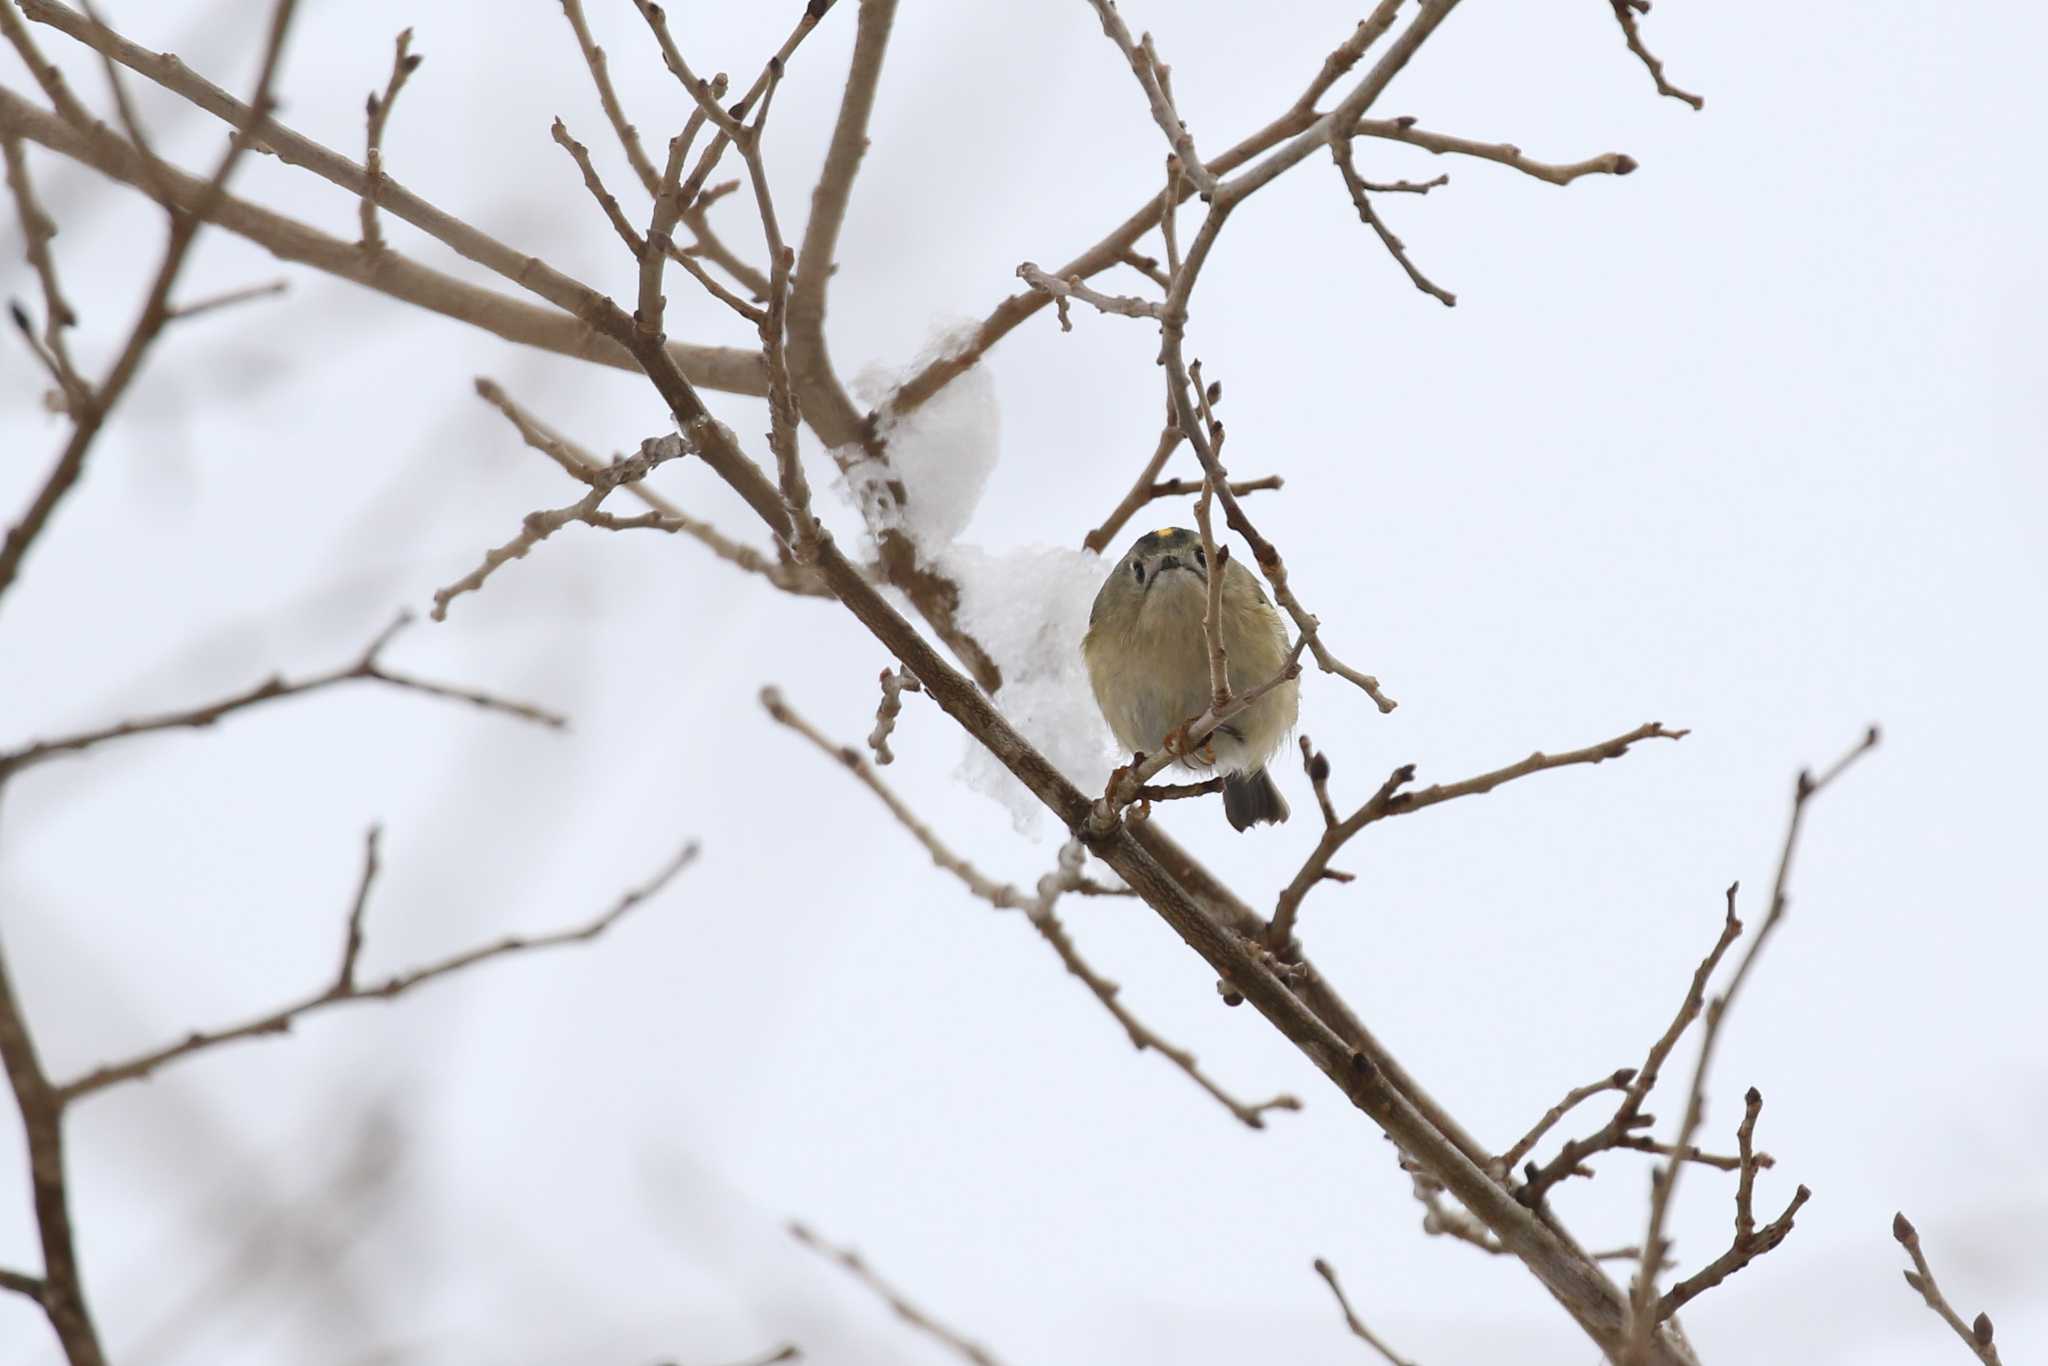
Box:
3;1;2044;1363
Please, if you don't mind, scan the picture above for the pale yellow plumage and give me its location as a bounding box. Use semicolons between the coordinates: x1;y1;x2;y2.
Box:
1082;527;1298;829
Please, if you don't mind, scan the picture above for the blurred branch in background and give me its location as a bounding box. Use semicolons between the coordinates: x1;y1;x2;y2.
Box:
1893;1213;2010;1365
789;1221;1007;1366
1313;1257;1418;1366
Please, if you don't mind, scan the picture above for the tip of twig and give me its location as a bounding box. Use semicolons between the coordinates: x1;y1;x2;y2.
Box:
1892;1211;1916;1244
1973;1312;1995;1347
1614;154;1639;175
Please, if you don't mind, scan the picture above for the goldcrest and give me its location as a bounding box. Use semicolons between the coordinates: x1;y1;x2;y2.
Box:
1082;527;1298;830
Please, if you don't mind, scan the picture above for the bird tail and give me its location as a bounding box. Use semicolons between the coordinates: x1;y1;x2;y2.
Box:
1222;768;1289;831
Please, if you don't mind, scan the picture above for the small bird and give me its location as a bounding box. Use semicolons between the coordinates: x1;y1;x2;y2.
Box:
1082;527;1298;830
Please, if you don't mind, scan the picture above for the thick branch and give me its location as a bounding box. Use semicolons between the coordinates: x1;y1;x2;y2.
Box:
0;88;765;391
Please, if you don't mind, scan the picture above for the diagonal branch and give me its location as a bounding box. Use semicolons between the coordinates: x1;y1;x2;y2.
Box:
0;0;298;610
358;26;420;252
9;0;764;392
761;687;1298;1129
1604;0;1703;110
0;612;563;779
56;838;697;1102
430;434;692;619
1330;133;1454;305
1622;728;1879;1358
1893;1213;2007;1365
1270;722;1686;951
787;0;892;446
2;128;87;410
471;378;826;596
558;0;662;198
788;1222;1006;1366
1313;1258;1419;1366
0;88;765;391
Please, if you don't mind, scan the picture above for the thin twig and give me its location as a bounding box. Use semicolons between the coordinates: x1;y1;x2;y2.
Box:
358;27;420;252
1331;134;1454;305
430;434;693;619
868;667;921;764
1893;1213;2007;1365
7;0;765;393
1313;1258;1419;1366
470;379;825;595
1495;1068;1635;1179
1090;636;1309;831
1624;728;1879;1359
0;612;563;779
1605;0;1703;110
1516;886;1743;1205
0;0;301;610
1271;722;1686;950
1084;1;1218;198
1355;116;1636;184
553;116;644;256
163;277;287;322
558;0;662;197
761;687;1297;1129
56;839;697;1102
1;129;86;411
1081;420;1183;554
1017;261;1163;325
1147;474;1281;498
788;1222;1006;1366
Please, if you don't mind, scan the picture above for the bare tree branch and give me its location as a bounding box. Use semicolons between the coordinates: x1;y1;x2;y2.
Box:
357;26;419;252
1270;722;1687;952
1622;728;1879;1359
559;0;662;198
1;128;86;410
1017;261;1164;324
0;0;298;610
0;613;564;779
761;687;1298;1129
471;378;826;596
55;839;697;1101
163;276;288;322
6;0;767;392
1654;1088;1806;1318
1604;0;1703;110
867;667;921;764
1355;116;1636;184
1081;419;1183;553
1331;133;1454;305
788;1222;1006;1366
1893;1213;2008;1365
1313;1257;1419;1366
431;434;699;619
1495;1068;1636;1180
0;87;765;392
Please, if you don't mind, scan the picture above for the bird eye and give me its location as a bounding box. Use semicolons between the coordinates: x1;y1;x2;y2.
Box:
1131;561;1146;584
1193;546;1206;568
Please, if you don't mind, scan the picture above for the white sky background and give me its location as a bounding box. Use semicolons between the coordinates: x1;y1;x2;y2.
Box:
2;1;2044;1362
